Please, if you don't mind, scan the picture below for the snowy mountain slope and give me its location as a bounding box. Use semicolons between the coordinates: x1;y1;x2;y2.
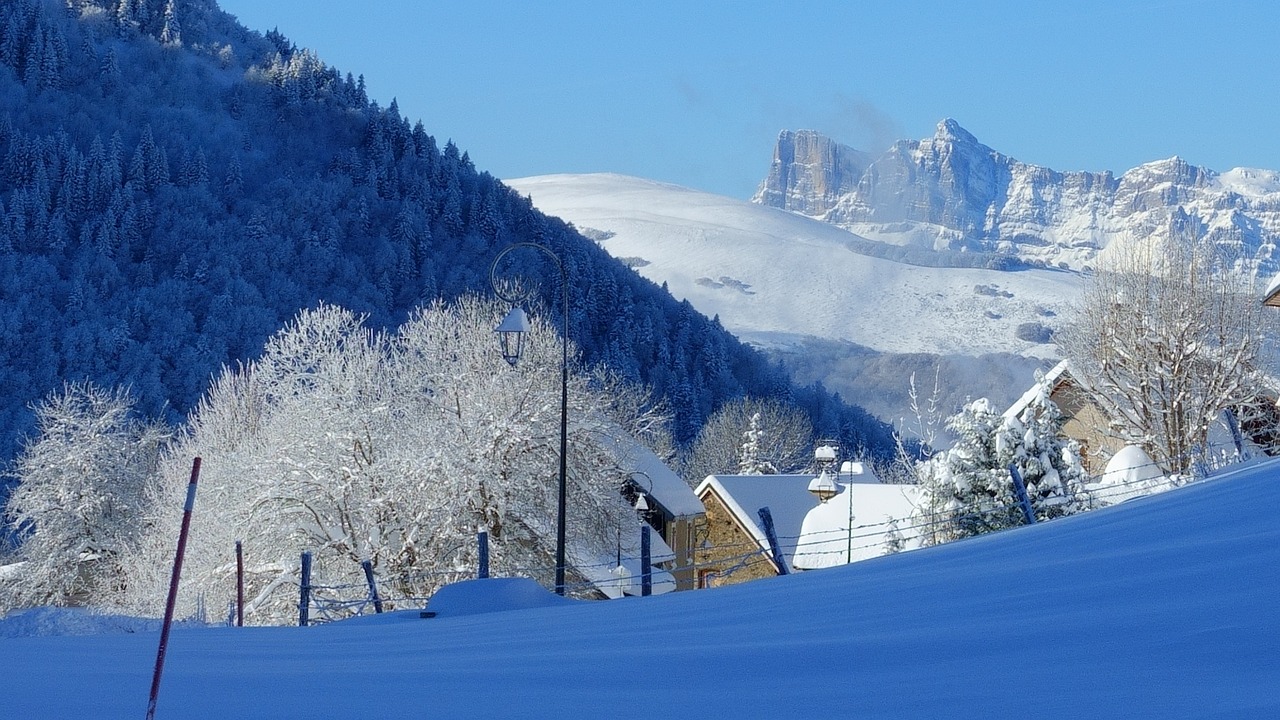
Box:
506;173;1081;358
3;458;1277;718
757;120;1280;274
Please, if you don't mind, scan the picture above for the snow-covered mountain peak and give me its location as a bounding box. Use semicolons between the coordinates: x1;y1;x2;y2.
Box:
1217;167;1280;198
933;117;982;146
1121;155;1211;187
754;123;1280;275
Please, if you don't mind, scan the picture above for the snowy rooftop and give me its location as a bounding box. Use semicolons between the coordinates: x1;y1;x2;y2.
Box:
791;483;923;570
697;475;820;565
1002;358;1072;419
598;427;705;518
1265;270;1280;307
696;471;883;565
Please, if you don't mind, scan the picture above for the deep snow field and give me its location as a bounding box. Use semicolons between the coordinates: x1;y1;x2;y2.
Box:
2;457;1277;719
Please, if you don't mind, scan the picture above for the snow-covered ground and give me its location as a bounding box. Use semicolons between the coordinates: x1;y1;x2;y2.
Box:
506;173;1081;357
3;457;1277;718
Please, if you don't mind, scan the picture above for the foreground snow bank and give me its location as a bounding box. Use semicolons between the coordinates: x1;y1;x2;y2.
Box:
1;459;1277;719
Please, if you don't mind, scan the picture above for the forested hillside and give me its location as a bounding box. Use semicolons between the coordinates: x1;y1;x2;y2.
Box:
0;0;896;486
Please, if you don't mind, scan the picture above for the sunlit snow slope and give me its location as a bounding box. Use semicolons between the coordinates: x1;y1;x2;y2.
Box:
2;458;1277;718
506;173;1082;357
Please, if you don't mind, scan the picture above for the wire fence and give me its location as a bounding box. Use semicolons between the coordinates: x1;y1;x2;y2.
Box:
238;437;1258;626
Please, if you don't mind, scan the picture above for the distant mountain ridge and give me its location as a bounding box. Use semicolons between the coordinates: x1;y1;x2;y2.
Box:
753;120;1280;273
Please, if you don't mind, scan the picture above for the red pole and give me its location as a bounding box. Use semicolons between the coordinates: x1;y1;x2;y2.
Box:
146;457;201;720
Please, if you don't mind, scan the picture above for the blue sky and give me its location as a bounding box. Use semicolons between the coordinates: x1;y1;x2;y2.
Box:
216;0;1278;199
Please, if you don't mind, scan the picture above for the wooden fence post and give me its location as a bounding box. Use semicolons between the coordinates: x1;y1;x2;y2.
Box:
361;559;383;614
640;525;652;597
298;551;312;627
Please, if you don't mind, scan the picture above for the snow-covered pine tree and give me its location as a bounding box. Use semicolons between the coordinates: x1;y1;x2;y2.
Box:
158;0;180;46
998;377;1092;521
916;398;1012;540
914;386;1090;544
736;412;778;475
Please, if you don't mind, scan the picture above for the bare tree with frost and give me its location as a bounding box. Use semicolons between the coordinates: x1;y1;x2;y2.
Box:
682;397;813;483
2;383;168;611
117;298;660;623
1058;226;1275;474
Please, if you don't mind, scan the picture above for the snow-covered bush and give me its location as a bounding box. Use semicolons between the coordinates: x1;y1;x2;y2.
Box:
914;385;1091;544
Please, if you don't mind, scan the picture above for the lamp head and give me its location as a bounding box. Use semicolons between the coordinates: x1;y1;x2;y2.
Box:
808;470;839;503
494;306;531;367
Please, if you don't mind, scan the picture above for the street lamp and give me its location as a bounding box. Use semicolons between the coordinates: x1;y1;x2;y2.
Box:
806;444;863;564
490;242;570;596
807;443;840;502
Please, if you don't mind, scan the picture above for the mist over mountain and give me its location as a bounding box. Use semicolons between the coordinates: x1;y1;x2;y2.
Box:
755;120;1280;273
0;0;899;481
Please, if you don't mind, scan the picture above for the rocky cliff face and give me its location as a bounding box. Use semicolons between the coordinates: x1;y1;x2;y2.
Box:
754;120;1280;273
752;129;873;216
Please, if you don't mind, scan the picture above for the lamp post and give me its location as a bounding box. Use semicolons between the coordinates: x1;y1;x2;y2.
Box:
841;461;865;564
630;470;654;597
491;243;570;595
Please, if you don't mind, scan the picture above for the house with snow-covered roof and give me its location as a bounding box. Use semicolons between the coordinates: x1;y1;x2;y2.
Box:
1007;360;1274;476
791;463;923;570
1003;360;1123;475
595;430;706;594
694;473;817;586
693;456;920;586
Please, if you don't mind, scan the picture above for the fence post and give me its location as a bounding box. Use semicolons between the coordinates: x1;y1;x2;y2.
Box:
1224;408;1246;459
477;531;489;579
145;457;202;720
757;506;789;575
1009;465;1037;526
298;551;312;627
1191;444;1210;480
359;559;384;614
640;524;652;597
235;540;244;627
